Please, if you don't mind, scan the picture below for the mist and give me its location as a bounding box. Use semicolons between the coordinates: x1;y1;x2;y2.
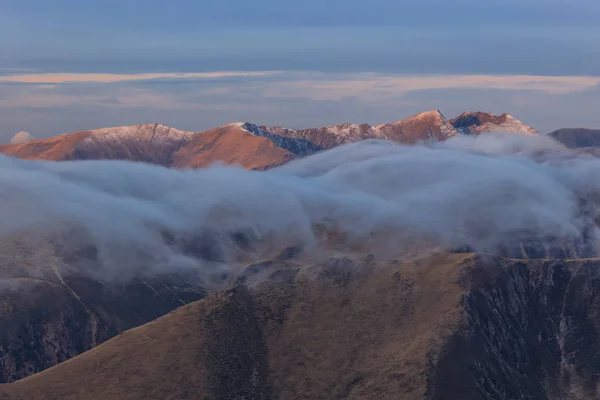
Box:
0;133;599;284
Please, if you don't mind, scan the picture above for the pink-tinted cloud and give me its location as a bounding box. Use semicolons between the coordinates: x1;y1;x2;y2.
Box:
0;71;281;84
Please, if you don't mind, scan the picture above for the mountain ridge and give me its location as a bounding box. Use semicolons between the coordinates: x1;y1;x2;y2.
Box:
449;111;539;135
0;110;538;168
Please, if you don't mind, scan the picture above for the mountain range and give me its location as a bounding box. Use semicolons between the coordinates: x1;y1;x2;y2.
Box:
0;110;553;169
1;109;600;399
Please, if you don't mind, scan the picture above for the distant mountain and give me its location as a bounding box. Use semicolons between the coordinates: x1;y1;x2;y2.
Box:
241;122;324;156
257;109;458;151
547;128;600;148
0;123;294;170
3;253;600;399
449;112;538;135
0;110;540;168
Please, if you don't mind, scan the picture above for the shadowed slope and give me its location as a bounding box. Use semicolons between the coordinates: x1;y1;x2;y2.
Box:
0;253;470;400
0;124;194;166
260;110;458;150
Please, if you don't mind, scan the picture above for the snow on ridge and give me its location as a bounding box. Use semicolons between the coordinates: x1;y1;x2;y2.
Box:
494;114;539;135
225;122;246;128
85;123;197;143
241;122;323;156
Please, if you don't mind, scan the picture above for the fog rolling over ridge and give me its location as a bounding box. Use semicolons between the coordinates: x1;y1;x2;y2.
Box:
1;133;599;285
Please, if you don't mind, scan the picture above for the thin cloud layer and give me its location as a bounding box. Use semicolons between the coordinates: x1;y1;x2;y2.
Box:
1;71;599;141
1;72;598;93
0;71;281;84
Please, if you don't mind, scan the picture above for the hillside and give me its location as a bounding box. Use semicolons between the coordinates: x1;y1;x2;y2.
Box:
0;232;207;383
172;123;294;170
2;252;600;400
258;109;459;151
548;128;600;148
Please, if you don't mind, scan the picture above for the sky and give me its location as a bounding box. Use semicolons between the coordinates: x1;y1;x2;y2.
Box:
0;0;599;142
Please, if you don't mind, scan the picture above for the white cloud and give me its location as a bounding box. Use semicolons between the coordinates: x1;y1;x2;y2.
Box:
10;131;33;144
262;74;600;101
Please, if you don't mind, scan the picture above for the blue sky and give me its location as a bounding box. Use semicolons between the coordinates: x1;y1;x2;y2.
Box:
1;0;599;141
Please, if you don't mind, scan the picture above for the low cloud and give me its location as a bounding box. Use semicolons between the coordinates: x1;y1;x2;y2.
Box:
10;131;33;144
0;134;599;286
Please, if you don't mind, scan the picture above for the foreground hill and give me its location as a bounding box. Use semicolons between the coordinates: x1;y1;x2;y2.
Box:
2;252;600;400
0;234;206;383
548;128;600;148
255;109;459;151
171;123;294;170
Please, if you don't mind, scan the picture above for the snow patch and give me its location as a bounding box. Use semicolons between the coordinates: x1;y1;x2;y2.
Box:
85;124;196;144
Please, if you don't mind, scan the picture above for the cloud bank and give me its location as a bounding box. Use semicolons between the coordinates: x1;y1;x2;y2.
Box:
0;133;599;285
10;131;33;144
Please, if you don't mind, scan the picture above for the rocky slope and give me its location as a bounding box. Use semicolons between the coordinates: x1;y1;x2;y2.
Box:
450;112;538;135
548;128;600;148
241;123;324;157
2;252;600;399
258;109;458;151
1;110;539;166
0;124;194;165
0;234;207;384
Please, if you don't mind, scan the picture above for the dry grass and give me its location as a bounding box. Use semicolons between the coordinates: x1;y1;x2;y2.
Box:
0;252;474;400
0;132;90;161
172;125;295;170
